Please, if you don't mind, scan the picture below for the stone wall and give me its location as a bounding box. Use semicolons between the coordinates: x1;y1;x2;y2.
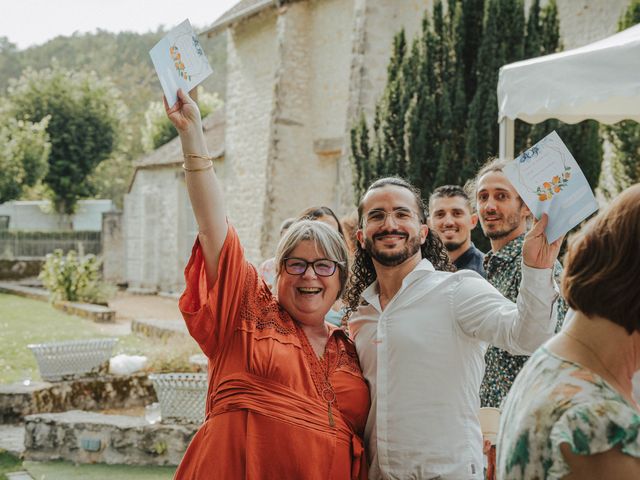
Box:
101;211;124;284
0;374;155;424
225;10;279;264
543;0;629;50
124;167;190;293
24;410;196;466
0;259;43;280
0;200;114;232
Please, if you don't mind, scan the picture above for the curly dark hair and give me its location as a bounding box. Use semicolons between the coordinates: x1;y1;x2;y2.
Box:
344;177;455;318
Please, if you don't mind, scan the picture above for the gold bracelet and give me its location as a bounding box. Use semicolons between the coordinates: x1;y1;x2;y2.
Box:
182;160;213;172
184;153;213;161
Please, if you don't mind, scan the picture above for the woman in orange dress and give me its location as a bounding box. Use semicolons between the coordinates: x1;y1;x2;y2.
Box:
165;89;370;479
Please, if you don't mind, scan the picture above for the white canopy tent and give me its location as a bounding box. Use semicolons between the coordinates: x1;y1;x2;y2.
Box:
497;23;640;160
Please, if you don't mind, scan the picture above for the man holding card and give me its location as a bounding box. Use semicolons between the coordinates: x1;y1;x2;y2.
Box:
472;158;567;409
345;176;562;479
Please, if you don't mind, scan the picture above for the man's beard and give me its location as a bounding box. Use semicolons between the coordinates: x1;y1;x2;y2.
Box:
443;240;465;252
364;230;422;267
483;212;522;240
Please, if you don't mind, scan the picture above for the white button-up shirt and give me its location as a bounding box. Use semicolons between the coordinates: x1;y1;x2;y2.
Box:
349;259;558;480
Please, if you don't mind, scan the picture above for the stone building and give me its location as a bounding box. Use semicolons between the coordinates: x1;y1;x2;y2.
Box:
123;112;224;292
123;0;629;292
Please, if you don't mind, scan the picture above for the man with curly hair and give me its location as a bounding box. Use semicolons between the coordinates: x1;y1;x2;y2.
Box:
345;177;563;480
471;158;567;410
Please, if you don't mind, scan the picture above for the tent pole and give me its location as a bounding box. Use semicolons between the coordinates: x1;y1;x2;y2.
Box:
499;118;515;160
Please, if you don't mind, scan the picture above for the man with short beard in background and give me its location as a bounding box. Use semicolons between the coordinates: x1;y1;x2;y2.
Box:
428;185;485;277
473;158;567;409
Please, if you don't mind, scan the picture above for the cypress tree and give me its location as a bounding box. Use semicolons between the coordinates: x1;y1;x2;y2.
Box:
380;31;409;176
465;0;502;173
405;13;440;195
605;0;640;192
526;0;602;189
350;113;371;201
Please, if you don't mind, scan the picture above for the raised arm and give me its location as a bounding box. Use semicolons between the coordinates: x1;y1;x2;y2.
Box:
455;214;562;353
165;88;227;286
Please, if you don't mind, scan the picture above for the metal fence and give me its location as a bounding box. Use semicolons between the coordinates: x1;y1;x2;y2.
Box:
0;231;102;258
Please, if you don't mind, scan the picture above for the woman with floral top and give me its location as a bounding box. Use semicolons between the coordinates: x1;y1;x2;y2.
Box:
165;89;369;479
496;184;640;479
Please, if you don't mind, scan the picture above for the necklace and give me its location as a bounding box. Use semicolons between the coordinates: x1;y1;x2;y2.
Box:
562;330;627;394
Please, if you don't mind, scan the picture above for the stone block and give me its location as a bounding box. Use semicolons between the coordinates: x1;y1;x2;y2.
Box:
0;374;156;424
24;410;197;466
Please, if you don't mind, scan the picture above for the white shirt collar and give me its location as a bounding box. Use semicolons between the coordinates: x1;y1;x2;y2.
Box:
361;258;436;305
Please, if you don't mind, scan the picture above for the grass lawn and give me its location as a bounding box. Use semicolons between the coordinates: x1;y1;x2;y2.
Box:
0;451;22;480
23;460;175;479
0;293;152;385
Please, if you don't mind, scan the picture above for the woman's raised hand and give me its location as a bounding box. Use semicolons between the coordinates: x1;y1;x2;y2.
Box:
164;88;201;133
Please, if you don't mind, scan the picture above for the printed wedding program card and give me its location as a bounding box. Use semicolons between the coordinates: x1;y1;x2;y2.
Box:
503;131;598;243
149;19;213;107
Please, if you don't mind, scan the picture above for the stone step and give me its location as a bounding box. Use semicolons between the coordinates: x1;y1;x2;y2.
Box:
24;410;197;466
0;282;115;323
131;319;188;340
0;282;48;302
0;374;155;424
5;472;34;480
0;424;26;456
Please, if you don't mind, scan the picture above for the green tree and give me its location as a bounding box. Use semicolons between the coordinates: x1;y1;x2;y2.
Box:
351;0;484;202
465;0;502;172
6;66;125;214
0;37;22;87
466;0;525;169
604;0;640;194
141;88;223;152
0;116;50;203
525;0;603;189
350;113;372;201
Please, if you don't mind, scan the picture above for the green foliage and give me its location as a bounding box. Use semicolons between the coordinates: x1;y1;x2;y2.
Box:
350;0;486;201
39;249;114;304
141;87;223;152
0;115;50;202
351;0;604;214
350;113;372;201
0;30;227;208
0;450;23;479
6;66;125;214
85;153;134;210
466;0;525;168
602;0;640;196
144;336;201;374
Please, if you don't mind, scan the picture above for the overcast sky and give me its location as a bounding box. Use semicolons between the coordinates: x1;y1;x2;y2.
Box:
0;0;239;50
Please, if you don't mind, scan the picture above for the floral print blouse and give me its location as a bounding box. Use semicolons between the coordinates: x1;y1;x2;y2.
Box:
497;346;640;479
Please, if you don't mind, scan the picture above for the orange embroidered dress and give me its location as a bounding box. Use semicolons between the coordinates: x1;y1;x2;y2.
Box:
174;226;370;479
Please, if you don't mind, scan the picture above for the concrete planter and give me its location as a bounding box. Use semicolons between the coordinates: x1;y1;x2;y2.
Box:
28;338;117;381
148;373;207;424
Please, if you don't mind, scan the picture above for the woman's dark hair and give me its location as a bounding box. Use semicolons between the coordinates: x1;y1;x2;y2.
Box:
297;206;345;239
344;177;454;317
562;184;640;333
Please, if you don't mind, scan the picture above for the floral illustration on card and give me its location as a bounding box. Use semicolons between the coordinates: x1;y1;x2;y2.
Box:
170;45;191;81
515;134;572;202
535;166;572;201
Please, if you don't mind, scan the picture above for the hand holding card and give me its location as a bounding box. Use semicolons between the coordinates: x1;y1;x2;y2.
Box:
503;131;598;243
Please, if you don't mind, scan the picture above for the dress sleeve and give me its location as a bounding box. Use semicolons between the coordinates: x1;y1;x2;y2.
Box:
178;225;254;358
547;399;640;478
